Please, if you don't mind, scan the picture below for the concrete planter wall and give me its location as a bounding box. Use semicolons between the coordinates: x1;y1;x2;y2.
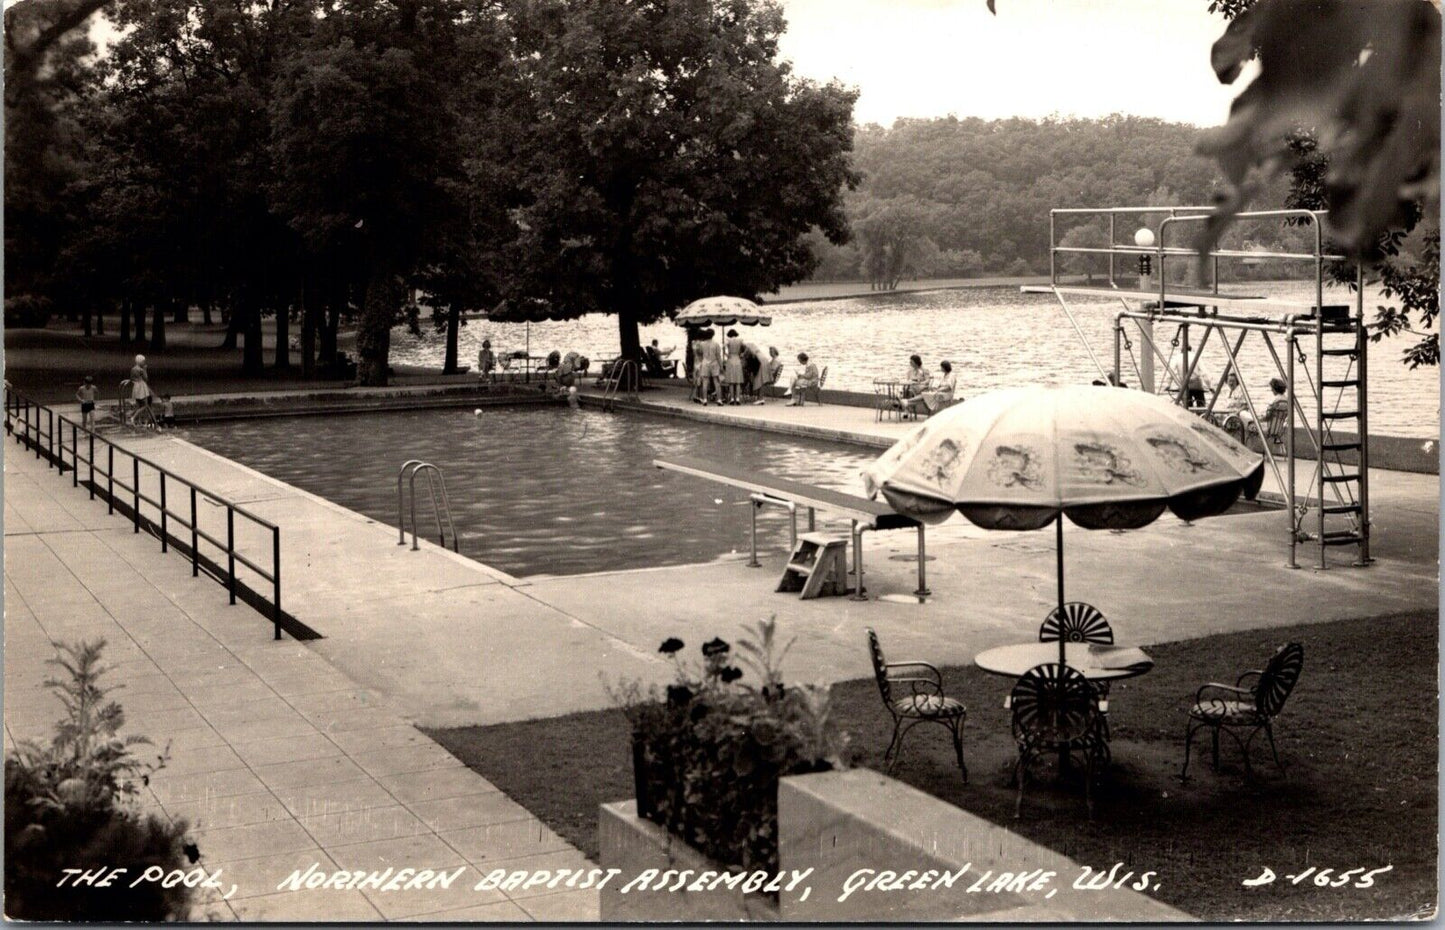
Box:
598;801;779;921
600;770;1191;922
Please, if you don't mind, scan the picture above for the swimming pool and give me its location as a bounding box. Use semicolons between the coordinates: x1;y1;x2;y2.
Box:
182;406;982;577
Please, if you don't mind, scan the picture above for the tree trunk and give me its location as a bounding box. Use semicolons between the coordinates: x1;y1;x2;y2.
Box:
119;298;131;342
321;297;339;366
150;301;168;351
274;293;292;370
202;300;213;325
442;304;461;374
356;262;398;386
94;302;104;336
241;295;264;375
172;301;188;324
300;279;319;378
616;305;643;391
221;302;241;348
133;303;146;343
82;304;92;337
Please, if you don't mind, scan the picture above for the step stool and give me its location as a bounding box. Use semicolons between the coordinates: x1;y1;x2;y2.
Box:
776;533;850;599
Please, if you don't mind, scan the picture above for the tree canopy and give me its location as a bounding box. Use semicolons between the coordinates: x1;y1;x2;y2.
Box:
500;0;859;360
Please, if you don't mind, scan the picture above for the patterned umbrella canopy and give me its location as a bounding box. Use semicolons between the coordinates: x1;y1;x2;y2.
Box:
863;384;1264;529
674;295;772;327
863;384;1265;668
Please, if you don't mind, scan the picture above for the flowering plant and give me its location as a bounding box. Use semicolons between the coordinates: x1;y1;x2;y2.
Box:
5;640;197;920
614;617;846;874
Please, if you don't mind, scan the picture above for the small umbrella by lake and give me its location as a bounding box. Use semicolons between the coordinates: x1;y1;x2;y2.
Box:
674;296;772;327
862;383;1265;668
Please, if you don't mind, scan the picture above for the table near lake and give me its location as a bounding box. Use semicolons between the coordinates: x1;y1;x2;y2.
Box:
872;379;907;421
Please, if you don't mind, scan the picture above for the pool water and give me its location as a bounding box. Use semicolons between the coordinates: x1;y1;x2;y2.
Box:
183;407;983;577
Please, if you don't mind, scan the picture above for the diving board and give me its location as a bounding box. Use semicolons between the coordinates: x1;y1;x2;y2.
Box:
653;455;932;599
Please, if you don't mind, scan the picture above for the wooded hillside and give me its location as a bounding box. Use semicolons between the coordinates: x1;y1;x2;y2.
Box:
809;114;1299;285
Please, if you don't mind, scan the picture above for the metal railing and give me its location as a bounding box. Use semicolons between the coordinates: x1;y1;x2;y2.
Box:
397;460;459;552
601;358;641;411
5;386;288;640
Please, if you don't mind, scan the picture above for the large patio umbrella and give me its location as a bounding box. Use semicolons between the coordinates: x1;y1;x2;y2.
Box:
862;384;1265;668
674;295;773;327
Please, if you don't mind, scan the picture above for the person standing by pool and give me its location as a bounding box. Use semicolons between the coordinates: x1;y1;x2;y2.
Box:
723;329;745;405
699;329;723;405
128;355;152;424
76;376;99;430
478;339;496;383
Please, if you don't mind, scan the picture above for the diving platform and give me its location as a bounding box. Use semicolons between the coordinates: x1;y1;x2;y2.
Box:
1020;284;1351;321
1035;205;1372;570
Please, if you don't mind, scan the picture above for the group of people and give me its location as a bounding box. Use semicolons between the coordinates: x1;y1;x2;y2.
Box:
897;354;958;417
74;355;176;430
686;329;790;406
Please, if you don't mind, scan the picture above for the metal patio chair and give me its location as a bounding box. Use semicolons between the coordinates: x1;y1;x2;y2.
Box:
1040;602;1115;736
1181;642;1304;781
1010;663;1107;819
866;628;967;783
1040;602;1113;645
799;366;828;405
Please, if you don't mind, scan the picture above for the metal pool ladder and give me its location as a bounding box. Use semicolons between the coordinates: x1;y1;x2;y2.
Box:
601;358;640;411
397;460;459;552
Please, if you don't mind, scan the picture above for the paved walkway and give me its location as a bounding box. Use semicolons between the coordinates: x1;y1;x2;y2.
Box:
6;391;1436;922
4;449;599;921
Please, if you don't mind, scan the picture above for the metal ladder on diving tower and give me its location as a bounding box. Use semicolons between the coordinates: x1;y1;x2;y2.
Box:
397;460;460;552
1029;205;1373;570
1309;287;1371;566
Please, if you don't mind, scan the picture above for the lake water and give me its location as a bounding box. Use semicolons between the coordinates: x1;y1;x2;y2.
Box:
387;283;1440;438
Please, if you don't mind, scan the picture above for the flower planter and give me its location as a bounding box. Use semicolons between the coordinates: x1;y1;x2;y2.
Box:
599;800;779;922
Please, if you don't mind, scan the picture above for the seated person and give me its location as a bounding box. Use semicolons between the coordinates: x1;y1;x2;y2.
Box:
546;349;562;370
1237;376;1289;438
901;354;930;398
1218;370;1246;412
903;360;957;416
644;339;677;377
787;352;820;406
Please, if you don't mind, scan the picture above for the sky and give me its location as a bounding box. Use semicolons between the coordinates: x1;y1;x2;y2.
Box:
776;0;1247;128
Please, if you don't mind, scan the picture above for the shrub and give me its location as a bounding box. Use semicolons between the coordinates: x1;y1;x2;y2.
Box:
616;617;846;875
4;294;52;328
5;640;196;921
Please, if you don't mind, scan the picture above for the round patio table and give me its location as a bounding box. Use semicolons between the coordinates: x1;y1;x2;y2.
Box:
974;642;1154;681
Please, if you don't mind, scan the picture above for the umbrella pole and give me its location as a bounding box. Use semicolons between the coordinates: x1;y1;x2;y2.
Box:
1057;514;1066;668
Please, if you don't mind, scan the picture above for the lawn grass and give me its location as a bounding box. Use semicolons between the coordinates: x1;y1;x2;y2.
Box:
424;611;1438;922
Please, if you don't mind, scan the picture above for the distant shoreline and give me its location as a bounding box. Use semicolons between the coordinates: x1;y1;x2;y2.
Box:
765;276;1049;304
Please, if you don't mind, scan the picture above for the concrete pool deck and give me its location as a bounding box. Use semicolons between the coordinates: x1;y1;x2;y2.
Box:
6;388;1437;920
4;449;600;921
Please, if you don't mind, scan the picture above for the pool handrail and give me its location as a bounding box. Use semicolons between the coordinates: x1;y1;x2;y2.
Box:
3;385;299;641
397;459;459;553
653;455;932;599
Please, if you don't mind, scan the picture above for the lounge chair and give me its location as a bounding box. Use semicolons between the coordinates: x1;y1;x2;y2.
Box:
1181;642;1303;781
866;628;968;783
